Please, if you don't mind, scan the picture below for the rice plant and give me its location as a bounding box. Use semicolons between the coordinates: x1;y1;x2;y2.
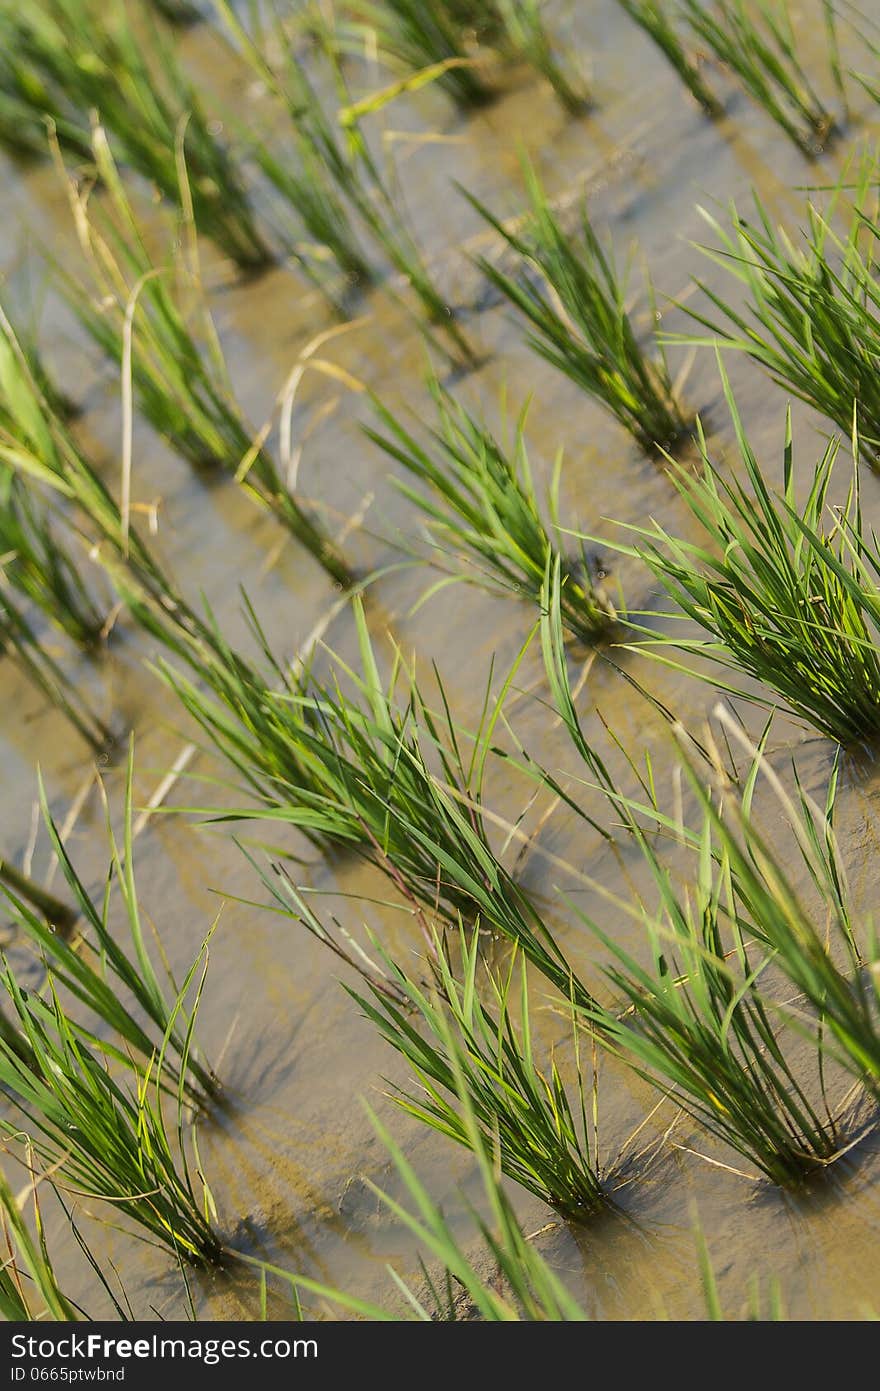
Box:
327;64;478;368
0;31;87;163
467;162;689;453
0;757;222;1288
0;0;271;270
659;723;880;1115
214;0;477;367
542;588;875;1183
0;938;223;1265
0;314;107;645
0;742;219;1105
365;377;617;642
279;873;603;1217
146;591;594;1007
0;297;264;690
0;299;219;681
676;155;880;465
0;304;341;775
247;135;375;299
346;927;605;1220
614;0;723;116
0;300;241;767
679;0;838;156
54;126;353;588
610;369;880;747
0;1163;80;1320
0;312;117;745
706;751;880;1097
575;840;848;1187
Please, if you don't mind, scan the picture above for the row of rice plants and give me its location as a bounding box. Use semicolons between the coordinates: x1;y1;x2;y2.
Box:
0;761;223;1270
7;151;880;1204
5;0;880;1320
617;0;849;154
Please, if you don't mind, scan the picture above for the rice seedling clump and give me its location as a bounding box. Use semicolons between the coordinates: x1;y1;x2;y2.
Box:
468;162;690;454
611;375;880;747
679;153;880;466
365;376;617;642
0;0;271;269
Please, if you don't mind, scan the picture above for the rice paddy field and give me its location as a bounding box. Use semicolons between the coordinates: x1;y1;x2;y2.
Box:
3;0;880;1324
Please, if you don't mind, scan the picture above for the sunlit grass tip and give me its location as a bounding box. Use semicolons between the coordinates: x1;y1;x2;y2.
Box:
465;159;690;454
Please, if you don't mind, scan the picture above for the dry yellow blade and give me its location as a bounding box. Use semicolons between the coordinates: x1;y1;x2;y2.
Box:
338;57;481;126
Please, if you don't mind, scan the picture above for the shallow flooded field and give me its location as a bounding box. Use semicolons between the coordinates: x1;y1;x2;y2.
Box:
2;0;880;1320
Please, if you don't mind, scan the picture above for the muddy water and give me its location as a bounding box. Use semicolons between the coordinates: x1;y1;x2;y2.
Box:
3;0;880;1319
